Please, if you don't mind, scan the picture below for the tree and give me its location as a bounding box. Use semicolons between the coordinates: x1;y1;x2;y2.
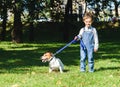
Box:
50;0;64;22
26;0;50;41
112;0;120;17
11;0;23;43
63;0;72;41
0;0;8;41
26;0;36;41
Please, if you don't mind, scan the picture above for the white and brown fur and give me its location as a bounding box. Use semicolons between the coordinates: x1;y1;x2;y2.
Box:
41;52;64;73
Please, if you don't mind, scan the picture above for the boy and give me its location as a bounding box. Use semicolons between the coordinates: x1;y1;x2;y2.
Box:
74;12;99;72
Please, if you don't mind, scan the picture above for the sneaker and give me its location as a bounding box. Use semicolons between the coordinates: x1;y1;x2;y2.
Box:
89;70;94;73
80;70;85;72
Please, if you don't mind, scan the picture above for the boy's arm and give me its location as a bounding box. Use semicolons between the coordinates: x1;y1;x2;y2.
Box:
74;28;84;40
93;28;99;52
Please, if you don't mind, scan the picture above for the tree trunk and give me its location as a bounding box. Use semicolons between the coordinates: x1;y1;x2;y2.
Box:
11;10;23;43
84;1;87;14
28;0;36;42
50;0;54;19
114;0;119;17
0;5;7;41
1;17;7;41
11;0;23;43
29;22;34;41
63;0;72;42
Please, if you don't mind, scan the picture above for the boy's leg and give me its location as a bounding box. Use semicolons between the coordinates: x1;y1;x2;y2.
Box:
87;48;94;72
80;49;87;72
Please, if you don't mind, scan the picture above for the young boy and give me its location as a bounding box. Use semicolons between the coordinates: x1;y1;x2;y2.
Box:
74;12;99;72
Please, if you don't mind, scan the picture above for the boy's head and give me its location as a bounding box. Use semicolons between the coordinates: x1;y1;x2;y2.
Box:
83;12;94;28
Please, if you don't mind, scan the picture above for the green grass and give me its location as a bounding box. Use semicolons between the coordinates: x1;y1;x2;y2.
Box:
0;41;120;87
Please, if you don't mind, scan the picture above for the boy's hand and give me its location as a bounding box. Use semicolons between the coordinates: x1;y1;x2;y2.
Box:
94;49;98;52
74;36;78;40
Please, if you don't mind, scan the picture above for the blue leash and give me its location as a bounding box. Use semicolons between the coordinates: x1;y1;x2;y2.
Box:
80;39;86;50
54;39;76;55
54;39;86;56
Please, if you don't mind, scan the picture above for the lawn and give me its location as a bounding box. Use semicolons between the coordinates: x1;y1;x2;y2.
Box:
0;41;120;87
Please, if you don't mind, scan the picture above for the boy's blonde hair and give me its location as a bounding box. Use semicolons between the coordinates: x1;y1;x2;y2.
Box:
83;12;94;21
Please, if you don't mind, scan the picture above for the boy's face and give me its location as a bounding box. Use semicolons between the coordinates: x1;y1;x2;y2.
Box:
84;18;93;28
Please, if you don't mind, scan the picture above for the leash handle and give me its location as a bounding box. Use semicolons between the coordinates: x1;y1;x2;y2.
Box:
54;39;76;55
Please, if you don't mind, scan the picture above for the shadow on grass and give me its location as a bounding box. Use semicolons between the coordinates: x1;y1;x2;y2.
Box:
0;40;120;73
0;42;80;73
96;66;120;72
95;41;120;60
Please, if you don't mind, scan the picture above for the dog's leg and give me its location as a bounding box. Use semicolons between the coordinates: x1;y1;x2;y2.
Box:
59;66;63;73
58;59;64;73
49;68;52;73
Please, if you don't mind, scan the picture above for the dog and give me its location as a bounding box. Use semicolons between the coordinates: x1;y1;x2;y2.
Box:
41;52;64;73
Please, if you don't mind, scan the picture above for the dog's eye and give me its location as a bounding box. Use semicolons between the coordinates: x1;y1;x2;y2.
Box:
44;54;47;56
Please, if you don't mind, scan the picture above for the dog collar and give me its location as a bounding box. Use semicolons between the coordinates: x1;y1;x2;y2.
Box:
49;57;54;62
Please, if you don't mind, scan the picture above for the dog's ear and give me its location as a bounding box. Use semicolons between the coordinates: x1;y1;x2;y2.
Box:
49;52;54;57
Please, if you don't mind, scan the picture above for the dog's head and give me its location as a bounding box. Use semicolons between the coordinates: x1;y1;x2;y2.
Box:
41;52;54;62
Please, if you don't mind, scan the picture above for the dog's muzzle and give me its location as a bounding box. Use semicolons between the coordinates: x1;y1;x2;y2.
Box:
40;56;48;63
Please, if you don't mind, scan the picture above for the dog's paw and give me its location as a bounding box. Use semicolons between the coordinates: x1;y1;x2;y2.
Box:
60;71;63;73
